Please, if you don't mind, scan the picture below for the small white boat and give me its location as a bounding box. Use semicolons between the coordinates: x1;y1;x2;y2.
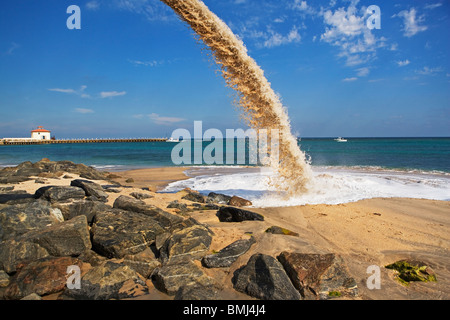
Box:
166;137;180;143
334;137;347;142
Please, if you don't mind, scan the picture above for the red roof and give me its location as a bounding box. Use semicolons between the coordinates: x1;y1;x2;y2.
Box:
31;126;50;133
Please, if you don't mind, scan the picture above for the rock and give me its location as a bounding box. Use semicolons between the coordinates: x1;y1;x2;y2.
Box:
175;284;221;300
34;178;48;184
63;260;148;300
37;172;64;179
51;199;111;223
232;253;301;300
130;192;153;200
0;186;14;192
277;252;358;300
125;178;134;183
385;260;437;284
0;201;64;240
191;203;220;211
21;293;42;300
107;173;122;179
23;215;92;257
265;226;299;237
77;249;107;267
0;191;35;205
123;248;161;278
228;196;252;207
4;257;86;300
216;206;264;222
159;224;213;263
181;189;206;203
35;186;86;203
152;259;214;296
167;200;191;214
113;195;183;229
71;179;109;202
104;187;122;193
91;208;165;259
0;176;32;184
0;270;10;287
207;192;231;204
0;240;49;273
202;237;256;268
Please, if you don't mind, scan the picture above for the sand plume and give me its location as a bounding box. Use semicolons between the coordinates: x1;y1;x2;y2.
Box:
161;0;312;194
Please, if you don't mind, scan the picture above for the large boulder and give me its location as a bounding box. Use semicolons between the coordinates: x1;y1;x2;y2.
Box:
90;208;165;259
35;186;86;203
0;191;35;205
174;284;222;300
152;259;214;296
206;192;231;204
23;215;91;257
228;196;252;207
202;237;256;268
159;224;213;263
0;201;63;240
70;179;109;202
4;257;87;300
113;195;183;229
123;248;161;279
181;189;206;203
232;253;301;300
62;260;149;300
52;199;111;223
0;240;49;273
277;252;358;300
216;207;264;222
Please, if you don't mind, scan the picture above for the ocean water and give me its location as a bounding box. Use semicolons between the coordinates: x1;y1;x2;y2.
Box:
1;138;449;206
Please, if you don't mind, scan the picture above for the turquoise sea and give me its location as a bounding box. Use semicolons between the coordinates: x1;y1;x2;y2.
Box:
0;137;449;174
1;137;449;205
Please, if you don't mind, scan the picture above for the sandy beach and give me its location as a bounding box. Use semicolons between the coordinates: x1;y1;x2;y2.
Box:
96;167;450;299
2;165;449;300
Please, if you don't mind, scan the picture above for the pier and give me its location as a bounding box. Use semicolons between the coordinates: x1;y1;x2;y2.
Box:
0;138;168;146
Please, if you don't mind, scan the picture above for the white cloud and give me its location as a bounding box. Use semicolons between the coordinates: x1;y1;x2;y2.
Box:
356;67;370;77
86;1;100;10
397;59;411;67
48;85;91;98
393;8;428;37
342;77;358;82
128;59;160;67
424;3;443;10
264;26;301;48
415;66;443;75
75;108;94;114
320;1;386;66
148;113;185;125
100;91;127;98
48;88;77;94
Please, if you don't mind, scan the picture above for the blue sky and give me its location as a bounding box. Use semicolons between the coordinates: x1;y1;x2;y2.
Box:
0;0;449;138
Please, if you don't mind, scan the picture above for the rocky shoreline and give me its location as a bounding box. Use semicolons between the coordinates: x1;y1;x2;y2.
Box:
1;159;438;300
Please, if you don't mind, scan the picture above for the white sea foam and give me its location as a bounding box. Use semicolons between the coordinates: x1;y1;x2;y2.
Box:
163;166;450;207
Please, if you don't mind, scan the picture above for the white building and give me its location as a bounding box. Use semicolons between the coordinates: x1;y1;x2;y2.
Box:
31;126;51;140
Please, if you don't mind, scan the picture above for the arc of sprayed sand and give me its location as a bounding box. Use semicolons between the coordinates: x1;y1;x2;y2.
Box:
160;0;312;194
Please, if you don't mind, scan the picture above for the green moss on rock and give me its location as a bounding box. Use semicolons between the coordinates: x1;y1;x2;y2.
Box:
385;260;437;285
